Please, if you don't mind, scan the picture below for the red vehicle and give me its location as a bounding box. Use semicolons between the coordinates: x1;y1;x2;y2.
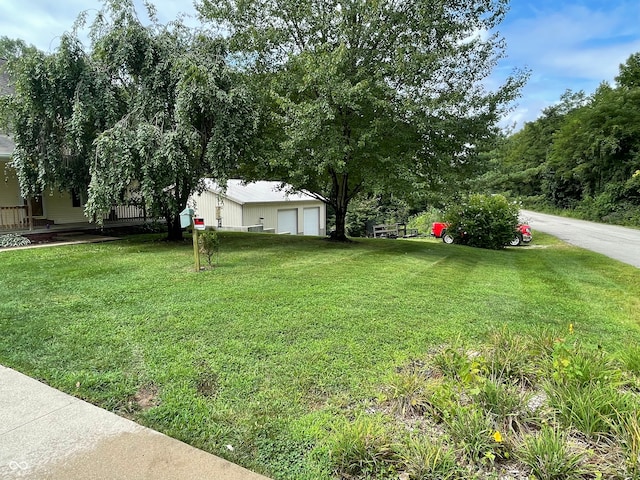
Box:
431;222;532;246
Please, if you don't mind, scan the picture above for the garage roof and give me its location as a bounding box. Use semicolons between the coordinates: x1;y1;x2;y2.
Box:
204;179;319;205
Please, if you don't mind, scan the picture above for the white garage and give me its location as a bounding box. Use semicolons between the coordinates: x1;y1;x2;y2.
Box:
190;179;327;236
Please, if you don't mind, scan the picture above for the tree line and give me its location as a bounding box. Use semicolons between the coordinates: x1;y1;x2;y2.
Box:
0;0;525;240
481;53;640;226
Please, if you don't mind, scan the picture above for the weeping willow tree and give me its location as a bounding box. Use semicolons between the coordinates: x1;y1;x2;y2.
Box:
2;0;257;240
1;34;114;202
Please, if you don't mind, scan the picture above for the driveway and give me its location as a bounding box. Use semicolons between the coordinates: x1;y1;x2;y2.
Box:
520;210;640;268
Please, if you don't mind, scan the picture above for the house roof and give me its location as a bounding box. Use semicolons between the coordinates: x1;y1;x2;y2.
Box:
204;179;319;205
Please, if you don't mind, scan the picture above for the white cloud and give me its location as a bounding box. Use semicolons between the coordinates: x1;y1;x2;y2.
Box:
495;1;640;129
504;6;638;78
0;0;198;52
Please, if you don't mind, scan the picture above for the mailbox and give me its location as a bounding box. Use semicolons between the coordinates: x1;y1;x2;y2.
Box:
193;217;206;230
179;208;195;229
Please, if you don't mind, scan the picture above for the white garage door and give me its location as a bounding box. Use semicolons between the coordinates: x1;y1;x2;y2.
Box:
303;207;320;236
277;209;297;234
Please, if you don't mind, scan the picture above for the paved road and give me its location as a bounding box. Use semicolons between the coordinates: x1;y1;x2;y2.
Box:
520;210;640;268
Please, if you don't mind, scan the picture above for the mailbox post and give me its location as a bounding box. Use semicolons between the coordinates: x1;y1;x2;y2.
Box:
179;208;201;271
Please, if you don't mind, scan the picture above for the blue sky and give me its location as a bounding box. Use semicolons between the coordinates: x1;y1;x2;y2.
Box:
498;0;640;128
1;0;639;129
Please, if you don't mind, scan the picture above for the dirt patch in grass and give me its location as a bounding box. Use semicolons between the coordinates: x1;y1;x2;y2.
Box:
133;384;159;411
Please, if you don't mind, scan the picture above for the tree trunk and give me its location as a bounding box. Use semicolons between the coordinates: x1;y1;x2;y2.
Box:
328;170;351;242
330;203;349;241
166;213;183;241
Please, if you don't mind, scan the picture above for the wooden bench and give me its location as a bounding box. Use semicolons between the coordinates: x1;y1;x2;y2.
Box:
372;223;418;238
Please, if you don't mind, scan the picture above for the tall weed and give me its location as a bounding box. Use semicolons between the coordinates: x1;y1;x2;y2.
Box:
400;436;460;480
326;415;397;477
517;427;585;480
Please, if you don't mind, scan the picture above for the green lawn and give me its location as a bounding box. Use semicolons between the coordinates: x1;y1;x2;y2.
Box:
1;232;639;478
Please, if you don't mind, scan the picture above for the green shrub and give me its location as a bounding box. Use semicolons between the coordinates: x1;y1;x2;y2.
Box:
443;194;520;249
345;194;411;237
407;207;442;235
345;196;381;237
198;230;220;267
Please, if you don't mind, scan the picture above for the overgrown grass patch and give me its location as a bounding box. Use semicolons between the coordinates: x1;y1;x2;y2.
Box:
517;427;586;480
1;232;639;478
366;328;640;478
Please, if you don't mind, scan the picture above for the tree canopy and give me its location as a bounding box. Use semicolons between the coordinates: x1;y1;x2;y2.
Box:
485;53;640;225
3;35;116;200
1;0;257;240
199;0;527;240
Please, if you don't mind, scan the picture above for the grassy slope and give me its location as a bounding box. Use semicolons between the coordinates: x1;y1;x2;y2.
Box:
1;232;638;478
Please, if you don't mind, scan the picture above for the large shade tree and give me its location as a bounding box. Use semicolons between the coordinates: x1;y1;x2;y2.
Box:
1;0;257;240
199;0;527;240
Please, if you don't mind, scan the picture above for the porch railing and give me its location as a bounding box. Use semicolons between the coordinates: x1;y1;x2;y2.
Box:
0;206;30;231
102;205;147;222
1;204;149;231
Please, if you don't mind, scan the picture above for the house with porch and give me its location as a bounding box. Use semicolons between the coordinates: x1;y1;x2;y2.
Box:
0;62;145;232
0;142;147;232
0;58;88;231
0;136;92;230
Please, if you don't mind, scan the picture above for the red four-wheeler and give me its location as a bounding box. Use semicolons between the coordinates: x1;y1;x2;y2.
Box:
431;222;532;246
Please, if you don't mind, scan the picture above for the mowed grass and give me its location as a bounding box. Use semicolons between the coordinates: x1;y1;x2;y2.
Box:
0;232;639;478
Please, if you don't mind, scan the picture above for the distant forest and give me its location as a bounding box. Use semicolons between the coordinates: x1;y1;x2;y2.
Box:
482;52;640;227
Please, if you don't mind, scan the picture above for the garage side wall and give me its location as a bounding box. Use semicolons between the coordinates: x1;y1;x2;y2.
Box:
191;191;243;229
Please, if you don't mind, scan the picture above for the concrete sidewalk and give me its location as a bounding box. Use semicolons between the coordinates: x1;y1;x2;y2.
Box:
0;234;121;252
0;365;270;479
